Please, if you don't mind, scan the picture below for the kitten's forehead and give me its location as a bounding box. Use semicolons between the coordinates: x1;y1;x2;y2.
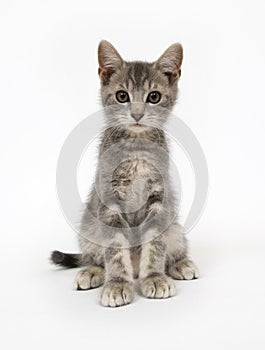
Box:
122;61;167;91
125;62;152;89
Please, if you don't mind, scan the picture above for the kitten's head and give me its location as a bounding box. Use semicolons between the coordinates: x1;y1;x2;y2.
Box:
98;40;183;132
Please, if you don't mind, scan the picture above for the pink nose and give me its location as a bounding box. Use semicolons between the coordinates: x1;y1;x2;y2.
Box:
131;113;144;122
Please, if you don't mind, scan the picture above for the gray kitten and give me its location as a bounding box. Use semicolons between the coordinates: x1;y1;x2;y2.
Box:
51;41;199;307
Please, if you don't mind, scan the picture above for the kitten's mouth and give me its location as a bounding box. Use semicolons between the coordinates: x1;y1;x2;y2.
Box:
130;122;144;128
129;123;147;132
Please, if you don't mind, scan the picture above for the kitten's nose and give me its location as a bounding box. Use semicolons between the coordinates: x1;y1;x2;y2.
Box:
131;112;144;122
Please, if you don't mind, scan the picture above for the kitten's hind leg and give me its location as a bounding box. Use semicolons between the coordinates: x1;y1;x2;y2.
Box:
167;259;199;280
165;223;199;280
75;266;105;290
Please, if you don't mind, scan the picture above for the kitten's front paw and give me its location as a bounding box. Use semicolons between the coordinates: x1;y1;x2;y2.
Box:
75;266;105;290
167;259;199;280
140;274;176;299
100;281;133;307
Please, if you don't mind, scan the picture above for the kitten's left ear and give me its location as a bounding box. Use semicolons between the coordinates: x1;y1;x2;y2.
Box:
98;40;123;81
156;43;183;83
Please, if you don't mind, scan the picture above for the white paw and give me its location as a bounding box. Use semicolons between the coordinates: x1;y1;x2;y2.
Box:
100;281;133;307
168;259;199;280
75;266;105;290
140;274;176;299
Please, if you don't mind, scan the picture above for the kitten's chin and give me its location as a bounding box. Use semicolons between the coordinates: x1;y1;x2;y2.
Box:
127;123;151;134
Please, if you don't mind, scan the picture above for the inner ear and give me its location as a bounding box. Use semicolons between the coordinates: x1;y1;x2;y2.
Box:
98;40;123;81
156;43;183;83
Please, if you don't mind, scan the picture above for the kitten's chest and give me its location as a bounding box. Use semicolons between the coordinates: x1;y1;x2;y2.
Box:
112;158;160;202
113;158;158;184
101;134;169;202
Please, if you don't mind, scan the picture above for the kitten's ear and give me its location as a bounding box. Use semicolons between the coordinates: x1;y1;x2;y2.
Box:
98;40;123;81
156;43;183;83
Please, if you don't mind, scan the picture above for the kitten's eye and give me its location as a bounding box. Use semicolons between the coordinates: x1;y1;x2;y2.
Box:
116;91;130;103
147;91;161;104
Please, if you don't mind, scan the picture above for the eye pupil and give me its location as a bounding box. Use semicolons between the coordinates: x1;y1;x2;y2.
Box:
116;91;129;103
147;91;161;104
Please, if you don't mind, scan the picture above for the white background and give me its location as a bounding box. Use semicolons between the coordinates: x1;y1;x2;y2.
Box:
1;0;265;349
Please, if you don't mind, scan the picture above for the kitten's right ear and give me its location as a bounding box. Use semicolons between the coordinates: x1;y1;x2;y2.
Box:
98;40;123;81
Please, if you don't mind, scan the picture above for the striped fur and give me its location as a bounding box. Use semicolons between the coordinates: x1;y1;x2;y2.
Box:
51;41;199;307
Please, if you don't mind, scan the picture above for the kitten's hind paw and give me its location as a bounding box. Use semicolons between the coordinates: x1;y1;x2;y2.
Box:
75;266;105;290
100;281;133;307
167;259;199;280
140;274;176;299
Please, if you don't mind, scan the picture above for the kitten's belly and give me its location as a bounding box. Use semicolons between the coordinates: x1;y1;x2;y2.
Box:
130;247;141;279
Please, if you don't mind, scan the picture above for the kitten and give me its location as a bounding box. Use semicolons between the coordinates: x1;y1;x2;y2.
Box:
51;41;199;307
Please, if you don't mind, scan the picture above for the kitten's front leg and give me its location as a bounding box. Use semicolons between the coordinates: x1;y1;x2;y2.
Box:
100;241;134;307
99;208;134;307
139;235;176;299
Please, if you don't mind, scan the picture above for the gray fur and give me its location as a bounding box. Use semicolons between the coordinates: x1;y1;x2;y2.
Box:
51;41;199;307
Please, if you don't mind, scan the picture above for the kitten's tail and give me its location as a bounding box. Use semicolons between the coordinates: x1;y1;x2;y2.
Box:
50;250;82;268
